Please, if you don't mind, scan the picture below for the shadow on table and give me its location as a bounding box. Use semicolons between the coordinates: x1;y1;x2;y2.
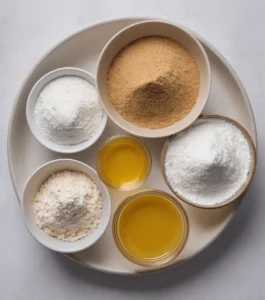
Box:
54;174;259;291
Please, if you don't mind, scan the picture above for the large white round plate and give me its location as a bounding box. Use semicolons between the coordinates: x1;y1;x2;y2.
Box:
8;18;257;274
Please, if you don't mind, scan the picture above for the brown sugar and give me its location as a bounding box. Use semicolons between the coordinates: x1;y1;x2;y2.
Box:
107;36;200;129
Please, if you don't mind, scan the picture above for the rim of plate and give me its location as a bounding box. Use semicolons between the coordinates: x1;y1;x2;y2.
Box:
7;17;258;275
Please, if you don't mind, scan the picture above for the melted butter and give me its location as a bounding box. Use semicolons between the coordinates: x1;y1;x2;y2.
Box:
118;193;185;260
99;138;148;189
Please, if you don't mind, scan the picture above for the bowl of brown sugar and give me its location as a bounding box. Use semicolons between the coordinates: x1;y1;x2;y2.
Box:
96;20;211;138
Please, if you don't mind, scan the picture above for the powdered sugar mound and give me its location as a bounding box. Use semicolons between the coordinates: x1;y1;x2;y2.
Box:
164;118;252;205
34;76;103;145
33;171;103;241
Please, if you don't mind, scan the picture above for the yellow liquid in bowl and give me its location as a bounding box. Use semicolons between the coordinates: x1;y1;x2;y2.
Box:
99;138;148;188
117;193;185;260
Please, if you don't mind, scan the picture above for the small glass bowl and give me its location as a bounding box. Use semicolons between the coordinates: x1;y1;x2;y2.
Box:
112;190;189;267
96;134;152;190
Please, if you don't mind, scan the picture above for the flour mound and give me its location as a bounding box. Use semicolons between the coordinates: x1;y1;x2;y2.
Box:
33;171;103;241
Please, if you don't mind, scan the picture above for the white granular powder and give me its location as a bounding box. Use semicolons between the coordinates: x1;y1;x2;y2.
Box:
164;118;252;206
34;76;103;145
33;171;103;241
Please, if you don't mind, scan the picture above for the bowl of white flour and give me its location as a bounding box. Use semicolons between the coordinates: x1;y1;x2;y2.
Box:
26;67;107;153
161;115;256;208
21;159;111;253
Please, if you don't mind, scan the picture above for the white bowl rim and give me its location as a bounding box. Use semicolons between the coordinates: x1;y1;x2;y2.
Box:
96;19;211;138
21;158;112;253
26;67;107;154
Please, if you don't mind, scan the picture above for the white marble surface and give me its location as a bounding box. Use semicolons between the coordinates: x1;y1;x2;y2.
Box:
1;0;264;299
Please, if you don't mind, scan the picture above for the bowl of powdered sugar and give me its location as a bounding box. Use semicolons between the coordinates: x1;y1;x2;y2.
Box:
21;159;111;253
26;67;107;153
161;115;256;208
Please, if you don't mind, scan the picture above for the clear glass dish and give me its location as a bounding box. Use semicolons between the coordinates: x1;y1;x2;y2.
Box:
96;134;152;190
112;189;189;267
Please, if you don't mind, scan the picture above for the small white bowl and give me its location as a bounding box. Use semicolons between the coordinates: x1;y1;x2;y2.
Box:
96;20;211;138
26;67;107;153
21;159;111;253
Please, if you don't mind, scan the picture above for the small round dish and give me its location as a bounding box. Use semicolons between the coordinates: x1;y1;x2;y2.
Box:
161;114;257;209
112;190;189;267
26;67;107;154
96;134;151;190
96;20;211;138
21;159;111;253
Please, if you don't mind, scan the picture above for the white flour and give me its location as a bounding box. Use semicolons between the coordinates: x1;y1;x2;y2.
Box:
34;76;103;145
164;118;252;205
33;171;103;241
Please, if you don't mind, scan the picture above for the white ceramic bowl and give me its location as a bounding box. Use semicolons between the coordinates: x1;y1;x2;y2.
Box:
21;159;111;253
26;67;107;153
96;20;211;138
